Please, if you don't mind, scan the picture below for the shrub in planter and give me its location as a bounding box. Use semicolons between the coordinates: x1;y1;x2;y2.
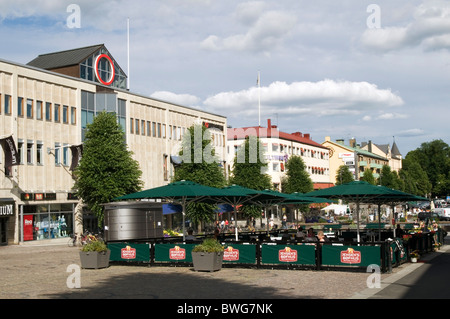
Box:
79;241;111;269
191;238;224;272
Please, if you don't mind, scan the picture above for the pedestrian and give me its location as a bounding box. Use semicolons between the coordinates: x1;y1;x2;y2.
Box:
296;226;305;239
317;230;329;242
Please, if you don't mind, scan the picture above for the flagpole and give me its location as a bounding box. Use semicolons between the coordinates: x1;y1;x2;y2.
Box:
127;17;130;90
258;71;261;127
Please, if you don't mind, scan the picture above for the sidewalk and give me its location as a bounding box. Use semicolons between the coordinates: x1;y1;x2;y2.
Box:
0;240;447;299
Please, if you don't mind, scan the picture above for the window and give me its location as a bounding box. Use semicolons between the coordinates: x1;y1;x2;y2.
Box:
71;107;76;124
55;143;61;165
135;119;139;134
18;97;24;117
26;99;33;119
146;121;151;136
63;144;69;166
63;105;69;123
26;141;33;164
168;125;172;139
152;122;156;137
4;95;11;115
36;101;42;120
54;104;60;122
36;142;43;165
157;123;161;138
163;155;168;181
45;102;52;121
0;93;2;114
18;141;24;164
162;124;166;138
141;120;145;136
130;118;134;133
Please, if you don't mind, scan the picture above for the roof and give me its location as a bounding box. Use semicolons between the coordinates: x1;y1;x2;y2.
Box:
324;140;387;161
391;142;402;158
27;44;104;70
227;125;328;149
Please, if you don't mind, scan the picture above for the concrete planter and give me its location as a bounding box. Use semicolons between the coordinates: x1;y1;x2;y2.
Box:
79;250;111;269
192;251;223;272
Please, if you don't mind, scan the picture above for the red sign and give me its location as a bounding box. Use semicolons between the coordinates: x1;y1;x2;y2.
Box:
340;248;361;264
121;246;137;259
23;215;34;241
223;246;239;261
279;247;298;262
169;246;186;260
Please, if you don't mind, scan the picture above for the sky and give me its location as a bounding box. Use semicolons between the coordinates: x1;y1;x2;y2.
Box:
0;0;449;156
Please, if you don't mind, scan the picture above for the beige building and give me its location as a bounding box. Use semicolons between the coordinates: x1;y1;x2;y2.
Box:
0;44;227;245
323;137;389;184
227;119;332;191
360;140;402;172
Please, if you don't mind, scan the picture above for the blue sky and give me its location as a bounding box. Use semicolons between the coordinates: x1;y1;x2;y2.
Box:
1;0;449;155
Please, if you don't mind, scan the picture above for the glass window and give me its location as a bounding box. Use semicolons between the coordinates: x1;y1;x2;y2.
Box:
141;120;145;136
36;101;42;120
18;141;24;164
4;95;11;115
26;99;33;119
18;97;24;117
147;121;151;136
157;123;161;138
71;107;76;124
45;102;52;121
27;141;33;164
162;124;166;138
135;119;139;134
63;145;69;166
36;142;43;165
130;118;134;134
63;105;68;123
152;122;156;137
54;104;60;122
55;143;61;165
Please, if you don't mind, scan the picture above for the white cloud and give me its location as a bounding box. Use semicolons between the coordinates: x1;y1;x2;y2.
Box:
397;128;426;137
201;7;296;52
203;79;404;118
376;112;409;120
150;91;201;107
361;0;450;52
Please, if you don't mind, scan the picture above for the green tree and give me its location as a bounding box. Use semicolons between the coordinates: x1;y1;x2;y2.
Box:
335;165;354;185
378;165;399;189
281;156;313;193
360;168;376;185
401;158;432;197
73;112;143;226
229;136;272;220
404;139;450;197
173;125;226;227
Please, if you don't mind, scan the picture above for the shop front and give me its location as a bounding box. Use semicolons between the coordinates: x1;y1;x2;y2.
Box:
20;203;75;242
0;200;15;245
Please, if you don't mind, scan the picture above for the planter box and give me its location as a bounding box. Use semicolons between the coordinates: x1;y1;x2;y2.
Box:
192;251;223;272
79;250;111;269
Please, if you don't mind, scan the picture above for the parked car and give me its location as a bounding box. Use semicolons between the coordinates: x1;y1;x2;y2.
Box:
418;211;450;221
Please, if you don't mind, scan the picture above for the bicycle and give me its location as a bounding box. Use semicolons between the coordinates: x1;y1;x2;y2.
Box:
67;230;98;247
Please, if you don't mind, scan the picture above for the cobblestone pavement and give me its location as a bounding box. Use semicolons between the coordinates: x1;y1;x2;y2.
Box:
0;242;406;300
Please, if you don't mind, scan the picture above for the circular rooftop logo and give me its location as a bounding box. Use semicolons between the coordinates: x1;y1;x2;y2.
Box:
94;54;115;86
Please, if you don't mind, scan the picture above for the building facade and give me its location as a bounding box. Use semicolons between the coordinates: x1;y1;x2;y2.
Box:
0;44;227;245
323;137;390;184
227;119;332;191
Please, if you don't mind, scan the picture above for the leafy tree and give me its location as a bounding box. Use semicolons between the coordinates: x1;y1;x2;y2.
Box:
404;139;450;197
335;165;354;185
229;136;272;220
281;156;313;193
360;168;376;185
173;125;226;227
74;112;143;226
378;165;399;189
401;158;432;197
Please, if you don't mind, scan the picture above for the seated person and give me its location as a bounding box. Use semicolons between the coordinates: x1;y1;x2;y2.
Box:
317;230;330;242
296;226;305;238
185;228;196;241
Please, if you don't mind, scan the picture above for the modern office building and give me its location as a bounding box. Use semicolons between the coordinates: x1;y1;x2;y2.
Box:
227;119;332;191
0;44;227;245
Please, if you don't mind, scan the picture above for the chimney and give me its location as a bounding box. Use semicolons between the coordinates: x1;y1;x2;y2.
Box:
267;119;271;128
368;140;372;152
304;133;310;139
349;138;356;148
336;139;344;145
292;132;303;137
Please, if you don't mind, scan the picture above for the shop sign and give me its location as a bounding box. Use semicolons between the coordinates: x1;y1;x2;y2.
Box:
0;204;14;216
278;247;298;263
169;246;186;260
121;246;137;259
223;246;239;261
23;215;34;241
340;248;361;264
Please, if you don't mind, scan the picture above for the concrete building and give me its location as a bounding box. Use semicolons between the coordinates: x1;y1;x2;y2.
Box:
360;140;402;172
0;44;227;245
323;137;389;184
227;119;332;191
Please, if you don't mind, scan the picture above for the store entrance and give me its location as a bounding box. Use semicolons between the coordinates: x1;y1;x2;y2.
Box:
0;218;7;245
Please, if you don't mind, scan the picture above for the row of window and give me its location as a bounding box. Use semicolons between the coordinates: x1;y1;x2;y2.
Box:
1;141;72;168
0;94;76;125
130;118;188;140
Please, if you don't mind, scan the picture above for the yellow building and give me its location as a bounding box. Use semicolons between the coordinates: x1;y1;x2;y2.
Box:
323;137;389;184
0;44;227;245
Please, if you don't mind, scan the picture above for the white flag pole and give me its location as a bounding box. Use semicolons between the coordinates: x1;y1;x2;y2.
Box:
257;71;261;126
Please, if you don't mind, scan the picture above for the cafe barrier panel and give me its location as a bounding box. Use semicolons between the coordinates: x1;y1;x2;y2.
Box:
106;228;445;273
